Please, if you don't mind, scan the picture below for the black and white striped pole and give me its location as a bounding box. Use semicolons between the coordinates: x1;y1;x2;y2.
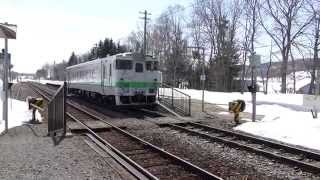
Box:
249;54;261;122
0;22;16;133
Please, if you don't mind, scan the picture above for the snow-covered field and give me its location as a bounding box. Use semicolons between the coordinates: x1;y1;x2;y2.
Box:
257;71;311;93
178;88;320;151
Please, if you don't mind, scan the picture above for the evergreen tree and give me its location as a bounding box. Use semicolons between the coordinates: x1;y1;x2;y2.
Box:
97;40;104;58
67;52;78;66
109;39;116;55
104;38;111;56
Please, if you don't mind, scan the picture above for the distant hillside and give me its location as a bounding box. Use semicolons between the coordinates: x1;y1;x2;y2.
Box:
259;58;313;78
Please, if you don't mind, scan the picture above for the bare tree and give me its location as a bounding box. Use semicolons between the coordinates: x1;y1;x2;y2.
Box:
289;49;296;93
149;5;189;87
259;0;313;93
191;0;242;91
265;46;273;94
307;0;320;94
239;0;259;93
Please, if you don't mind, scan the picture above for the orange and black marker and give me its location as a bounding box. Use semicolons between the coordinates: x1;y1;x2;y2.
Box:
229;100;246;124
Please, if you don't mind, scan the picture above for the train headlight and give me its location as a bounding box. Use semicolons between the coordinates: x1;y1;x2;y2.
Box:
121;88;129;94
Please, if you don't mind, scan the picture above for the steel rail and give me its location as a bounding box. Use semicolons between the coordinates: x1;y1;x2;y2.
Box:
67;102;223;180
189;122;320;161
27;82;52;101
164;122;320;174
67;112;157;180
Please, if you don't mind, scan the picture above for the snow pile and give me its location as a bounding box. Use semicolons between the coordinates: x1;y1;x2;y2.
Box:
0;78;42;134
234;105;320;150
0;98;42;134
178;88;320;151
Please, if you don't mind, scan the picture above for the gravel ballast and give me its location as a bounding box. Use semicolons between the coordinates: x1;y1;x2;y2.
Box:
0;124;133;180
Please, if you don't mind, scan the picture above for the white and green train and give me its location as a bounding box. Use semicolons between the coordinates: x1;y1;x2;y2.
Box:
66;52;161;106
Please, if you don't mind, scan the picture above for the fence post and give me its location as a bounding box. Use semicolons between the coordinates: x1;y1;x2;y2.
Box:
171;87;174;108
157;83;160;101
63;82;67;135
189;97;191;116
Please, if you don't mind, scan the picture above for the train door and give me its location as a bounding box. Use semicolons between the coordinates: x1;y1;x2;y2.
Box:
109;63;112;86
101;60;105;93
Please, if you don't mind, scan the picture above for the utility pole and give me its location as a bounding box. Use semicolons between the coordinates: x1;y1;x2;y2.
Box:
139;10;151;58
3;39;8;132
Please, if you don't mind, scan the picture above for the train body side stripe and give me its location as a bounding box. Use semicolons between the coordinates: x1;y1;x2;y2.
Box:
115;81;159;88
69;81;159;88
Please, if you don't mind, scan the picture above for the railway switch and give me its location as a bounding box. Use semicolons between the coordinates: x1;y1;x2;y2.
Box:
229;100;246;124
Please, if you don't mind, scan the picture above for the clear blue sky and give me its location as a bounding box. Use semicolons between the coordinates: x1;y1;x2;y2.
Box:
0;0;191;73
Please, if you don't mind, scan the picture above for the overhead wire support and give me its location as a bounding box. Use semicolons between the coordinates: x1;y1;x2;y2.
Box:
139;10;151;58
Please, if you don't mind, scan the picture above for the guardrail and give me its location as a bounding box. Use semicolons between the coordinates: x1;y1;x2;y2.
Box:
48;82;66;136
157;83;191;116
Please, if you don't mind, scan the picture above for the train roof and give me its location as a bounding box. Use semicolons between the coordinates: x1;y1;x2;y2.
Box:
115;52;157;61
66;57;106;70
66;52;157;70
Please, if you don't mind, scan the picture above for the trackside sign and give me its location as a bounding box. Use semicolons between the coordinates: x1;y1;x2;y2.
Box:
0;23;17;39
303;95;320;110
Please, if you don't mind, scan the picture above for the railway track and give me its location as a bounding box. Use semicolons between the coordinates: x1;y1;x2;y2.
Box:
27;82;54;101
161;122;320;175
28;82;223;180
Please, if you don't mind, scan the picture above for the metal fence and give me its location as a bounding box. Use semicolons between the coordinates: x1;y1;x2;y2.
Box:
157;83;191;116
48;82;66;136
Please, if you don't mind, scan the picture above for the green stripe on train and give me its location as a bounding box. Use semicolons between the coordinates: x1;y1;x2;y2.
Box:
115;81;159;88
70;81;159;88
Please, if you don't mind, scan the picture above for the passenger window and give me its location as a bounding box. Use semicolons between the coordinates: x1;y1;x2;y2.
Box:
135;63;143;72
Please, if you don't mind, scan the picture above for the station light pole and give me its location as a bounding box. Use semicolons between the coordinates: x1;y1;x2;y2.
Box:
0;22;17;133
188;46;205;112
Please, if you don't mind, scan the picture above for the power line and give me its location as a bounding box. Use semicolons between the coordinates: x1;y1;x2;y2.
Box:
139;10;151;57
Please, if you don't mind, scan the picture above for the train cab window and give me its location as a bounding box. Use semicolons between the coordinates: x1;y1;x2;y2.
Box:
116;60;132;70
146;61;152;71
153;62;159;70
135;63;143;72
146;61;158;71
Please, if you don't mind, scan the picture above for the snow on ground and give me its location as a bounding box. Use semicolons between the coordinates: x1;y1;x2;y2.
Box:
19;79;64;85
0;98;42;134
177;88;320;151
0;79;42;134
256;71;311;93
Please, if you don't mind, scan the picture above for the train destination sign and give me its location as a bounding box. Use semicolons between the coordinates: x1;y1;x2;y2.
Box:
0;23;17;39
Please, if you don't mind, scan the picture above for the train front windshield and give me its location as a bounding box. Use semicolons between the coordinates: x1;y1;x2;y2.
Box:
146;61;159;71
116;60;132;70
